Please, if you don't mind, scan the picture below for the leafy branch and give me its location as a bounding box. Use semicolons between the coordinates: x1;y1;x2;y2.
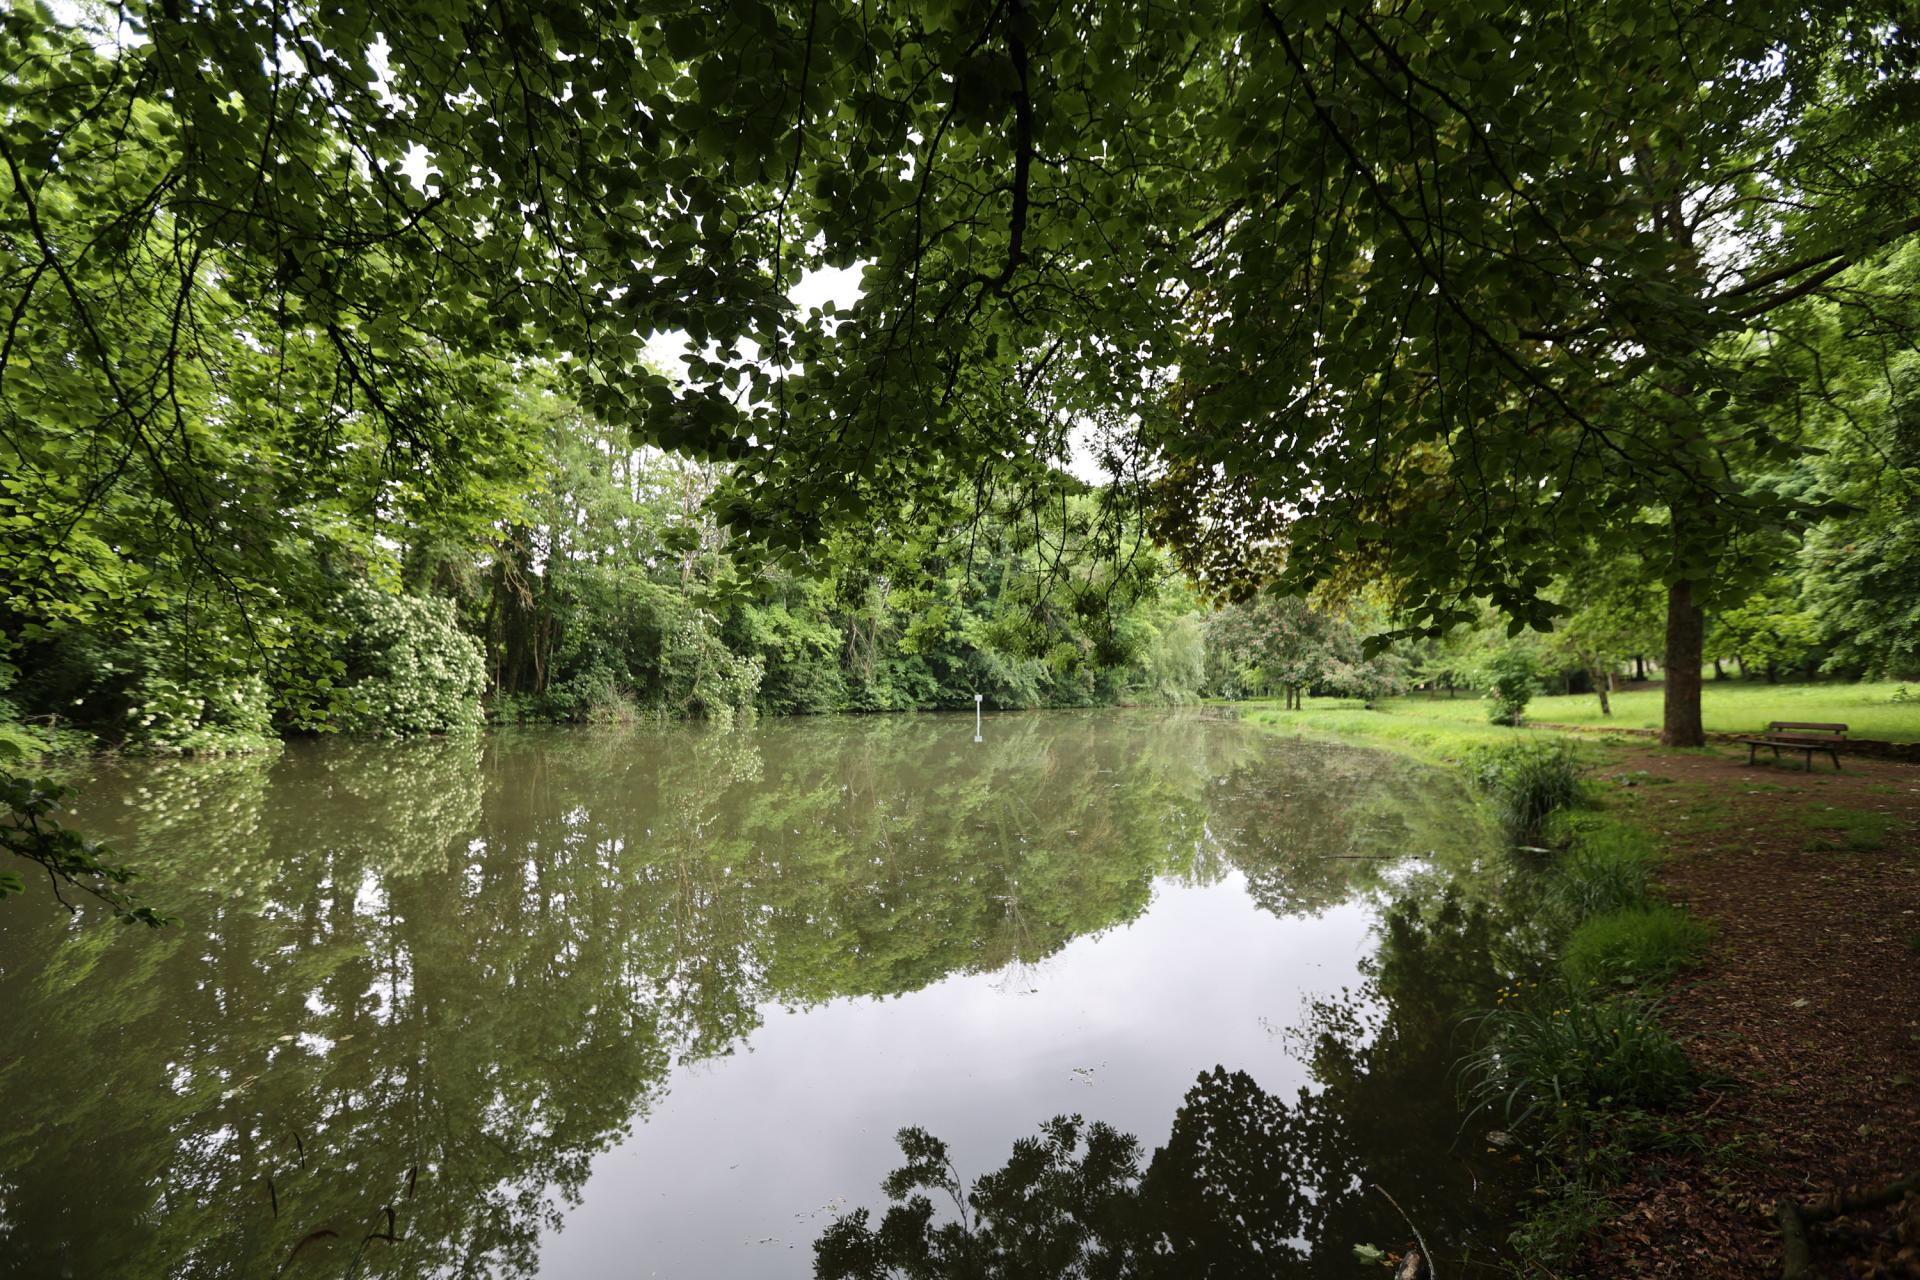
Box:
0;768;172;926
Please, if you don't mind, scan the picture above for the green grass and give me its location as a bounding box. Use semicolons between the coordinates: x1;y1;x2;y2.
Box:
1789;804;1898;852
1562;904;1711;987
1545;815;1658;920
1507;1181;1612;1271
1462;986;1695;1127
1354;680;1920;741
1463;740;1586;845
1233;700;1592;765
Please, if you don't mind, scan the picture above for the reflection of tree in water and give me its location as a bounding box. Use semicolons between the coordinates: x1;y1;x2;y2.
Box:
0;712;1489;1278
816;890;1523;1278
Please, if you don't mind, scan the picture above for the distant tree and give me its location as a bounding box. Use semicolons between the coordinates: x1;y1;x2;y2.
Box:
1707;579;1821;685
1546;548;1667;716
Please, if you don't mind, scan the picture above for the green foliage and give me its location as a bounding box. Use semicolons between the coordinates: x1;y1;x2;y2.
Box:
1202;592;1406;706
1506;1181;1613;1273
1562;906;1711;988
1464;741;1584;845
331;584;487;736
0;767;169;926
1481;646;1542;727
1545;817;1657;922
1462;987;1695;1131
1708;577;1821;679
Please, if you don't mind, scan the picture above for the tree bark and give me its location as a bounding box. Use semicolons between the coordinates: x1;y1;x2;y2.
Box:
1713;658;1725;680
1662;579;1706;746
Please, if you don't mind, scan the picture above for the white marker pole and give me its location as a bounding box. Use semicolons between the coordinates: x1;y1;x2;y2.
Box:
974;693;984;742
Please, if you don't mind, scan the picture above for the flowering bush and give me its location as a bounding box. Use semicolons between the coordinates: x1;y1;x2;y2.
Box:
333;583;487;736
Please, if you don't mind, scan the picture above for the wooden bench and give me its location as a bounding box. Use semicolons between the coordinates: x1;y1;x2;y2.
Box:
1736;721;1847;771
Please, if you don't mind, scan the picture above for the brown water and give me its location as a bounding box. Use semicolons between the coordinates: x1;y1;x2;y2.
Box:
0;710;1519;1278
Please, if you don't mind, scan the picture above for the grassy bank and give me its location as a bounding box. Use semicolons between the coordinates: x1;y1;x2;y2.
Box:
1372;680;1920;740
1230;701;1579;764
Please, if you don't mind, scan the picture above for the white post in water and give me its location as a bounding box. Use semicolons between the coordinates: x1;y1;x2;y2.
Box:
974;693;984;743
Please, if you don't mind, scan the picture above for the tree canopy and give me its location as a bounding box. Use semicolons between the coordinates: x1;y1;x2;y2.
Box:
5;0;1920;749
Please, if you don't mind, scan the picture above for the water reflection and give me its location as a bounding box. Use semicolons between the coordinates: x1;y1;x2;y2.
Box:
0;711;1502;1278
816;892;1519;1278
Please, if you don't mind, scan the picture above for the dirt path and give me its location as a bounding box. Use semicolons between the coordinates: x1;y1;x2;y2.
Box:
1587;746;1920;1277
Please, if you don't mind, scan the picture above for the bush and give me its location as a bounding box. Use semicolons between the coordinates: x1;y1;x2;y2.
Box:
1462;986;1694;1129
660;611;764;724
1562;905;1710;987
1465;740;1584;844
333;583;487;736
1482;646;1541;726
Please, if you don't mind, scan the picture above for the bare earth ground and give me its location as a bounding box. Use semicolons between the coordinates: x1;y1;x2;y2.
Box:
1586;746;1920;1277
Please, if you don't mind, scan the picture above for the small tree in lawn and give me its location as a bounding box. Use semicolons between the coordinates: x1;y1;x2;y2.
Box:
1483;646;1542;727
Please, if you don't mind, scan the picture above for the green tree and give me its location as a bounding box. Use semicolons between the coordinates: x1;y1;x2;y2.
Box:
11;0;1919;754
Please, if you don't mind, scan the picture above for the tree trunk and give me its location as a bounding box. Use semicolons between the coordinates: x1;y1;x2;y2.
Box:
1587;659;1611;716
1661;579;1706;747
1634;653;1646;681
1713;658;1725;680
1766;660;1778;684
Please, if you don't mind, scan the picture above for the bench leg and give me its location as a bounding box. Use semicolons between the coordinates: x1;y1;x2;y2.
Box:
1747;743;1757;766
1829;749;1842;771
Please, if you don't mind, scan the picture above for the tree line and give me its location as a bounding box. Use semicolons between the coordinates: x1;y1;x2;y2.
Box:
4;0;1918;759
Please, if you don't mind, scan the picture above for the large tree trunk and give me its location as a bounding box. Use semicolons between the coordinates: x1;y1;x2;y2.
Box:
1661;579;1706;747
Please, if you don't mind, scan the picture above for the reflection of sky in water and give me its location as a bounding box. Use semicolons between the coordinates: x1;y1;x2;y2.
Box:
1;710;1496;1279
545;874;1374;1277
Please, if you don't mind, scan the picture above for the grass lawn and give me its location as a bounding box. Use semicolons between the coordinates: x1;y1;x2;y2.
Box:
1282;679;1912;740
1252;680;1920;742
1231;700;1579;763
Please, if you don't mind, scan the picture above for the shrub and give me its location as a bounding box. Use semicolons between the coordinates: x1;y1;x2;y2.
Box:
1562;905;1709;987
1482;646;1541;726
1465;740;1584;845
660;611;764;724
1462;986;1694;1129
333;583;487;736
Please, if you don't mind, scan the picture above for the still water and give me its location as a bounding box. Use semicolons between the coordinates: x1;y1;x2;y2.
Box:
0;710;1520;1278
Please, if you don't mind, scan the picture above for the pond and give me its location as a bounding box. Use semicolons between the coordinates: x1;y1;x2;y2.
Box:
0;710;1524;1278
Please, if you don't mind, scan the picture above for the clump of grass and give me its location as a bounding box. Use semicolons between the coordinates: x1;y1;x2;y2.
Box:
1562;904;1710;987
1465;741;1585;845
1547;818;1656;921
1462;986;1694;1130
1508;1181;1612;1270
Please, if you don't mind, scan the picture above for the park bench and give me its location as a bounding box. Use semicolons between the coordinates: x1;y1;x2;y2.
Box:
1737;721;1848;771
